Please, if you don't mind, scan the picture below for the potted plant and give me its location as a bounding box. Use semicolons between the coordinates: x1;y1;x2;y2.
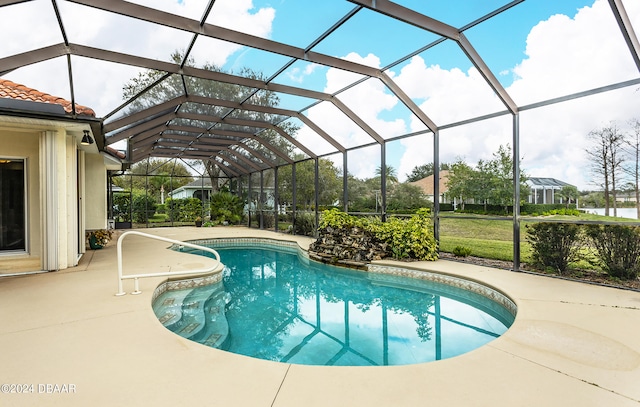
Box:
88;229;113;250
195;216;203;227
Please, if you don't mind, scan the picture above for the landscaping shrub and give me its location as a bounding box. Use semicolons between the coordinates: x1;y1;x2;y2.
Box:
112;192;131;222
541;208;580;216
261;212;275;229
584;224;640;280
521;203;575;215
319;208;358;229
166;197;203;222
293;212;316;236
156;203;167;214
131;192;157;223
386;208;438;260
452;246;472;257
209;191;244;224
526;222;583;274
439;203;454;212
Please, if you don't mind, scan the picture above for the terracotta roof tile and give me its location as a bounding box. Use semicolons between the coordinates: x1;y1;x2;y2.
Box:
105;146;126;159
0;78;95;117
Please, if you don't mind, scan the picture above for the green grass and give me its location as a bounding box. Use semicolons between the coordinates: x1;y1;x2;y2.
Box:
439;236;529;261
148;213;169;222
438;211;638;269
439;214;532;262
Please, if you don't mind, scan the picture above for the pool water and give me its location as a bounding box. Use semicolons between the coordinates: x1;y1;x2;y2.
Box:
153;244;515;366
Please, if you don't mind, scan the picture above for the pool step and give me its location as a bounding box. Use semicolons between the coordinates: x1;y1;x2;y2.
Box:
153;284;230;348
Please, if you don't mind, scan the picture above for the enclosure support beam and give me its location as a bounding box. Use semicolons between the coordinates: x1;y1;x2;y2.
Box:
343;152;348;212
260;170;264;229
433;130;440;243
609;0;640;72
248;173;253;228
512;113;521;272
274;166;279;233
292;163;297;229
381;142;387;222
315;158;320;238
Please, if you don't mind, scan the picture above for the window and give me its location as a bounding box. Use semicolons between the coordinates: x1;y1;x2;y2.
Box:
0;159;26;251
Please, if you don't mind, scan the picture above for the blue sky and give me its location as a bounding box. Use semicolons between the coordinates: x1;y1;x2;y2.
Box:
1;0;639;190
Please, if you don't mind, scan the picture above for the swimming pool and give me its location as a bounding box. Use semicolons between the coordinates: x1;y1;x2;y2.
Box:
152;239;516;366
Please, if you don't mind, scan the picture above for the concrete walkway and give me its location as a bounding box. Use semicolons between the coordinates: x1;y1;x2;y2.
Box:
1;227;639;406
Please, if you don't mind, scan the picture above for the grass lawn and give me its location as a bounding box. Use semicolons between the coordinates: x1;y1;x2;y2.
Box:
439;213;533;261
438;211;639;269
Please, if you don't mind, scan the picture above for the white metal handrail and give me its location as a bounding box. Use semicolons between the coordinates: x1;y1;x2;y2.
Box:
116;230;221;296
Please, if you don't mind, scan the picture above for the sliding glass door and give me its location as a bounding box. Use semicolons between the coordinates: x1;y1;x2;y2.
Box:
0;159;26;251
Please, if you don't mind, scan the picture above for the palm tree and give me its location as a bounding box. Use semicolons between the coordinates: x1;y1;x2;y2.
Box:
375;165;398;183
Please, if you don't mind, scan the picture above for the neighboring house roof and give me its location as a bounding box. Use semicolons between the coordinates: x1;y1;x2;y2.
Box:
169;177;213;196
0;79;95;117
181;178;213;188
527;177;573;188
410;170;450;195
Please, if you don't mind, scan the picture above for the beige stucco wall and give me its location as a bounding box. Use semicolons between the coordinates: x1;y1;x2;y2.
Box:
0;118;116;273
85;153;108;230
0;128;41;261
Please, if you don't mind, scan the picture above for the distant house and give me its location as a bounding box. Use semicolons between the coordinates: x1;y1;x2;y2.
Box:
409;170;451;203
526;177;574;204
169;177;213;201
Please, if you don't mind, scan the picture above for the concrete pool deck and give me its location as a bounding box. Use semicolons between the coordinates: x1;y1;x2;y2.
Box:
1;226;639;406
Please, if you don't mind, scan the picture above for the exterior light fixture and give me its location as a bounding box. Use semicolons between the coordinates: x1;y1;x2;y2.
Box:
81;130;94;145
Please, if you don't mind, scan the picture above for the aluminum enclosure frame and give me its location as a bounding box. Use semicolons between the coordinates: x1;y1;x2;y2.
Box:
1;0;639;271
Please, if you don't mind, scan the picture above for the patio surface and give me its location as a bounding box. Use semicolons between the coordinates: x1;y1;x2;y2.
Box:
1;226;639;406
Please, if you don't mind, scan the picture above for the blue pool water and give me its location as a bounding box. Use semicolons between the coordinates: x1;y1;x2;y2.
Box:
153;243;515;366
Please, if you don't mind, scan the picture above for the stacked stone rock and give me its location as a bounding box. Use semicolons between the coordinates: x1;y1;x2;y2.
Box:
308;225;390;269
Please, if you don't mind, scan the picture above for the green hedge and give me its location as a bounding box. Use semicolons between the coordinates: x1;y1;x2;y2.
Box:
527;222;640;280
584;224;640;280
166;197;203;222
526;222;583;274
439;203;454;212
457;203;576;216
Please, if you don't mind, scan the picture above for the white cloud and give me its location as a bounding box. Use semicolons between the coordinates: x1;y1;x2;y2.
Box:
285;63;321;83
302;52;407;179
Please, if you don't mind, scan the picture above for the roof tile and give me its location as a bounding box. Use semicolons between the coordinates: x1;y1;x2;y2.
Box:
0;78;95;116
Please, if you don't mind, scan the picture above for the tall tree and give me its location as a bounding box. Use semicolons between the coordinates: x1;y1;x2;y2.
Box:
446;146;528;212
586;123;626;216
405;162;451;182
386;183;430;212
484;144;529;212
446;159;475;210
558;185;580;208
122;51;297;191
113;158;193;202
277;158;341;211
623;118;640;219
375;164;398;184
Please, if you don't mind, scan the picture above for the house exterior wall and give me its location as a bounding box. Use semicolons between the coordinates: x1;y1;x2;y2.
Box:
169;187;211;201
169;189;190;199
0;120;113;273
0;128;41;265
85;153;107;230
